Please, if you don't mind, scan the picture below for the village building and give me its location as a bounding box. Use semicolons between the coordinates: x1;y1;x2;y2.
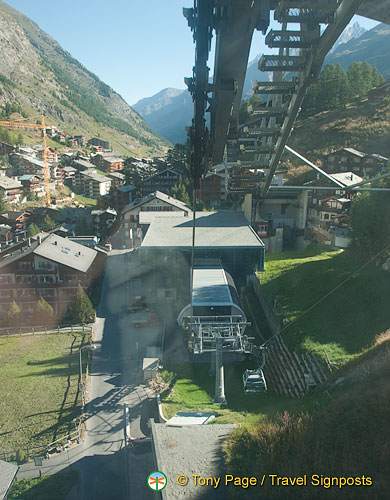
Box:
0;176;23;203
139;168;181;197
0;210;31;242
106;171;125;187
87;137;111;150
18;174;44;194
322;148;388;178
0;233;104;317
91;208;117;235
122;190;191;246
78;171;112;199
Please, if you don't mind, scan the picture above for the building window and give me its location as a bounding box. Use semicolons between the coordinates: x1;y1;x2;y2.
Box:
281;204;287;215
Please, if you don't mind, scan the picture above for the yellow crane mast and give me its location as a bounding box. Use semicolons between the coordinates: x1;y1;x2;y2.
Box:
0;114;51;206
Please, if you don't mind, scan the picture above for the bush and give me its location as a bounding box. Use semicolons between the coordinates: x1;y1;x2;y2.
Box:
16;449;26;464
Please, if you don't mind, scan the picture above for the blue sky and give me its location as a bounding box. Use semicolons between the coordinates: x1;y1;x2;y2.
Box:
4;1;380;106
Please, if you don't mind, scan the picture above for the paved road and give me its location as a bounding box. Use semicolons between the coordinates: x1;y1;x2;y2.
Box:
17;230;161;500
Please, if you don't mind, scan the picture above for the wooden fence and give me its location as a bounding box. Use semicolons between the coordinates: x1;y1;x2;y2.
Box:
0;324;92;337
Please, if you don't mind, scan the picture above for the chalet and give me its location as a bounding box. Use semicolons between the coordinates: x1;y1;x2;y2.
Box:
0;141;14;156
106;171;125;187
139;168;181;197
114;184;136;212
9;154;46;178
367;81;390;103
91;152;114;170
35;146;59;164
87;137;111;150
0;233;104;317
322;148;388;177
18;174;43;194
307;172;362;228
73;159;96;172
197;164;228;205
0;224;12;247
0;210;31;240
72;135;86;147
122;190;190;246
0;176;23;202
91;208;117;235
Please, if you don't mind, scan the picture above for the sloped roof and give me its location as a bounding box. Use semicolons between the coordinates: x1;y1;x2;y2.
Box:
123;190;190;214
33;233;97;273
0;176;22;190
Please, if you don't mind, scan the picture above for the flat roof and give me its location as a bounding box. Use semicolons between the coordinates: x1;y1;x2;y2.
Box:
165;411;216;427
141;211;265;249
193;267;232;306
151;423;235;500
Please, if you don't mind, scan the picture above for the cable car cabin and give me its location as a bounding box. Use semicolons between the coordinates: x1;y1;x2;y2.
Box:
177;265;247;326
243;368;267;394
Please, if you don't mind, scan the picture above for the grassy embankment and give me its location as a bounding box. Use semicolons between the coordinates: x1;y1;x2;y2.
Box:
161;246;390;426
0;332;89;457
8;472;78;500
259;245;390;364
224;333;390;500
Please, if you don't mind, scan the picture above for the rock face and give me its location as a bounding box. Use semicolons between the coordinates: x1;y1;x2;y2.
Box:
0;0;167;153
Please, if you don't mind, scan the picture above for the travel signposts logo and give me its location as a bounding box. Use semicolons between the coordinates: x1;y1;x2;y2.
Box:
147;471;167;491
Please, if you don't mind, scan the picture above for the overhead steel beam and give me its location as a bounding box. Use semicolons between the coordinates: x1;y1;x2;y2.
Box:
357;0;390;23
260;0;365;199
285;145;345;187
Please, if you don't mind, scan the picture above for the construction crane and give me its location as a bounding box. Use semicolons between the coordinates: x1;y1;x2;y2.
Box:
0;114;50;205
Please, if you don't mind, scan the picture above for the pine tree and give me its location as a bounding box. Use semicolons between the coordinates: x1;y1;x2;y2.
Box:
29;223;40;237
0;192;5;213
70;284;95;324
34;298;54;325
347;62;365;99
43;214;55;231
371;67;385;88
8;301;21;325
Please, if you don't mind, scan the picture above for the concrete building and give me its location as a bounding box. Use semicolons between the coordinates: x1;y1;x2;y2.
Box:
79;171;112;198
141;210;265;303
150;423;235;500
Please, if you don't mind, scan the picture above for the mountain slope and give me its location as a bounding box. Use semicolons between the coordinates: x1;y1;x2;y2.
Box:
286;94;390;165
325;23;390;78
133;88;193;145
329;21;366;53
0;0;168;155
135;22;390;145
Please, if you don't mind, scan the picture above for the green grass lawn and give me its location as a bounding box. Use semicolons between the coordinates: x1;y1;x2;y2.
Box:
259;246;390;363
58;185;97;207
161;362;331;425
0;332;88;456
9;471;78;500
